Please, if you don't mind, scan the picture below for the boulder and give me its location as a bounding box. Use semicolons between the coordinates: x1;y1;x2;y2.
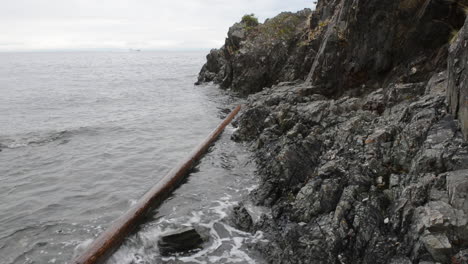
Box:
231;203;254;232
157;227;204;256
421;232;452;263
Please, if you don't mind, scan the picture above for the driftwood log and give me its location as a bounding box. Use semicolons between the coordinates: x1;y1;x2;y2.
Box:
72;105;241;264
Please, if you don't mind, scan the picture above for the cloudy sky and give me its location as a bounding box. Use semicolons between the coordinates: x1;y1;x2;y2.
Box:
0;0;313;51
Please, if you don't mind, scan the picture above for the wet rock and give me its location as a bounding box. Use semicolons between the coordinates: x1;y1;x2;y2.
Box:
157;227;203;256
231;203;253;232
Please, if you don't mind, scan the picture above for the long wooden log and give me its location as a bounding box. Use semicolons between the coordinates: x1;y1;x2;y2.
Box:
72;105;241;264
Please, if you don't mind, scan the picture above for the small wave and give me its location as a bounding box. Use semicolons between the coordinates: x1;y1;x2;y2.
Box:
0;130;71;149
0;126;117;150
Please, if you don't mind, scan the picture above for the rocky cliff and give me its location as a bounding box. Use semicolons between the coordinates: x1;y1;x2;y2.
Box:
199;0;468;263
196;9;314;95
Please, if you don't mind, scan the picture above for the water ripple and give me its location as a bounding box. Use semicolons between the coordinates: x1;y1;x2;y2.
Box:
0;51;261;263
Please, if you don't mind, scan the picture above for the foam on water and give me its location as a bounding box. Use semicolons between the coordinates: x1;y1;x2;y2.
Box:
104;134;266;263
106;196;266;264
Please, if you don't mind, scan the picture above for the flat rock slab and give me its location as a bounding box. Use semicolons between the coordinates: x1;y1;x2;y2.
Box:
158;227;204;256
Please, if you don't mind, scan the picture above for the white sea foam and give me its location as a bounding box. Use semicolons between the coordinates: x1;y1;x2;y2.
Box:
108;195;265;264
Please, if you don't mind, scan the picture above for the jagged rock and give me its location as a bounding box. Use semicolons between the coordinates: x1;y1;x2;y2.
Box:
448;16;468;141
293;177;344;221
446;169;468;214
157;227;203;256
410;116;458;174
421;232;452;263
196;9;313;95
425;71;447;96
362;89;385;113
306;0;464;97
227;80;468;263
195;49;227;85
413;201;467;234
385;83;426;106
227;80;468;262
232;107;270;141
389;256;412;264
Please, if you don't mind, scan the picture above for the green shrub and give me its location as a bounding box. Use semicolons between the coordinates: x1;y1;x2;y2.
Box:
241;14;259;27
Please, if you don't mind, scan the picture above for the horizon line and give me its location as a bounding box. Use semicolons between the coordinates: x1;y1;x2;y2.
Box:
0;47;213;53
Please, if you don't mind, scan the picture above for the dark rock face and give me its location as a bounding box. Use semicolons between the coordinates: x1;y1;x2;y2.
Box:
197;0;468;263
448;16;468;141
197;0;466;98
231;81;468;264
196;9;314;95
306;0;464;97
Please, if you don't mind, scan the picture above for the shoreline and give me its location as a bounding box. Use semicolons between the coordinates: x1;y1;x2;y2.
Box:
198;1;468;263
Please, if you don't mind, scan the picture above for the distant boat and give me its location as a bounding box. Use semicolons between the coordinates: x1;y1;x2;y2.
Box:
129;49;141;52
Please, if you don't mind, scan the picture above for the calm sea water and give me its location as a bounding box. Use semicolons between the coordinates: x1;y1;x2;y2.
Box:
0;51;265;264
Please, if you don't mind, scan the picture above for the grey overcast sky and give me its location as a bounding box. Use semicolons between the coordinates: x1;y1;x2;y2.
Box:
0;0;314;51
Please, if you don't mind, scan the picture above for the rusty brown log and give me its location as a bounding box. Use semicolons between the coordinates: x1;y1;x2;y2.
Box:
72;105;241;264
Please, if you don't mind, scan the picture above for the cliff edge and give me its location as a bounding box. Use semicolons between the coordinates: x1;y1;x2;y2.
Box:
198;0;468;263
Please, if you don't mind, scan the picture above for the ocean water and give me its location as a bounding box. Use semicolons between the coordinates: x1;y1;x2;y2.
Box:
0;51;265;264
